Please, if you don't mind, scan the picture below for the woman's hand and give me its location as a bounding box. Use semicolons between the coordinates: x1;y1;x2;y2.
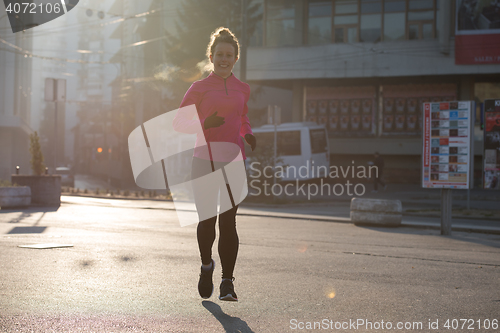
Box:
245;134;256;151
204;111;225;130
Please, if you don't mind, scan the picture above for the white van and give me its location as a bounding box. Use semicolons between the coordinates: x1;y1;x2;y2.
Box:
245;122;329;181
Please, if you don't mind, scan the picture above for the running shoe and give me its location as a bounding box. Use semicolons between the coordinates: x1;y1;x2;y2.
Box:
219;278;238;301
198;259;215;299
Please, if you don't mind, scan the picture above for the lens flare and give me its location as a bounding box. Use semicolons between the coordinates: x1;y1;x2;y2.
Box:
297;243;308;253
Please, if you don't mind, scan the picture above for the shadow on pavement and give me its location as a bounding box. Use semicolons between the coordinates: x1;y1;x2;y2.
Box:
0;206;59;214
202;301;254;333
7;226;47;234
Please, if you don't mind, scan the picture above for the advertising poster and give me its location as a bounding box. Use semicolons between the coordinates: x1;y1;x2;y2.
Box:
422;101;474;189
483;99;500;189
305;86;376;136
318;100;328;115
382;84;457;135
307;100;317;115
455;0;500;64
329;115;339;130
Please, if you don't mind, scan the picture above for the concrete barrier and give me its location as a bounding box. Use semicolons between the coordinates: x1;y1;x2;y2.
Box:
11;175;61;206
0;186;31;208
350;198;402;226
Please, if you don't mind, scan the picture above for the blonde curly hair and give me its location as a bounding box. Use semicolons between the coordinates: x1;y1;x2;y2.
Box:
206;27;240;59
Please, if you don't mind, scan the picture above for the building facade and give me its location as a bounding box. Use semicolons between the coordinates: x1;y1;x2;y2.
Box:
240;0;500;183
0;22;33;181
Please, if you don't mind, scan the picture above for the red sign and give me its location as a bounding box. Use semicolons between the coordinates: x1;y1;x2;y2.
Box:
424;103;430;168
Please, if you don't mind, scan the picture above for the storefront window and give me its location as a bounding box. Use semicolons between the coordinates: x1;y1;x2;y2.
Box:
266;0;295;47
308;1;332;45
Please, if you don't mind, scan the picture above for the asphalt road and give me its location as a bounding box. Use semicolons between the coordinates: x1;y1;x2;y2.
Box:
0;197;499;332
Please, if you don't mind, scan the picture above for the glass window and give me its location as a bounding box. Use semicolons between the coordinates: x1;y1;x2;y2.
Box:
408;10;434;21
347;27;357;42
361;0;382;14
266;0;295;46
409;24;418;40
360;14;381;42
309;1;331;16
334;15;358;25
335;27;345;43
310;129;327;153
436;0;441;38
278;131;301;156
335;0;358;14
308;1;332;45
267;19;295;46
249;0;264;47
309;17;332;44
384;0;405;12
384;12;405;41
409;0;433;10
423;23;433;39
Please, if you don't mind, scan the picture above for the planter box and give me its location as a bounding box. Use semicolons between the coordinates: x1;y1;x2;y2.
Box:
0;186;31;208
11;175;61;206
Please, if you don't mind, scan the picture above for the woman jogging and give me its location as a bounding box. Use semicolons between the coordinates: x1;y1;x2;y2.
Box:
173;27;256;301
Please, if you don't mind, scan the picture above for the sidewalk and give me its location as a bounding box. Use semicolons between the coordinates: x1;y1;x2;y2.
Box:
61;194;500;235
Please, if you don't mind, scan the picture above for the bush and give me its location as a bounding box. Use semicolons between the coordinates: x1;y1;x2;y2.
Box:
0;179;17;187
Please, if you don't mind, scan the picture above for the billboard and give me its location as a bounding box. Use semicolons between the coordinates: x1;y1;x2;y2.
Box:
422;101;474;189
483;99;500;189
455;0;500;64
455;0;500;65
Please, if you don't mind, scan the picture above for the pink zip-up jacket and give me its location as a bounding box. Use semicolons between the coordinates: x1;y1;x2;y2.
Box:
173;72;253;160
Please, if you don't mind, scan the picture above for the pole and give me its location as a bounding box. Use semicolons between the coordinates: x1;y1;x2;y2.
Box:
240;0;247;82
441;189;452;235
54;99;58;171
273;113;277;202
467;188;470;210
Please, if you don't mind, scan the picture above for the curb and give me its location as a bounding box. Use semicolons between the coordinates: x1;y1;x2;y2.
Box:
59;195;500;235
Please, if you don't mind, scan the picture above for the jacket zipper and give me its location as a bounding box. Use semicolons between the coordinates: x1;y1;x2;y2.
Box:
224;78;228;95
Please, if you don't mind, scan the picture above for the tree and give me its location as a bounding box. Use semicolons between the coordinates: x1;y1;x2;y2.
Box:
161;0;262;104
29;131;46;176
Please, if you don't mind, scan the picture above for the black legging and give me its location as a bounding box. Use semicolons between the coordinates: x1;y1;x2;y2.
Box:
192;157;239;279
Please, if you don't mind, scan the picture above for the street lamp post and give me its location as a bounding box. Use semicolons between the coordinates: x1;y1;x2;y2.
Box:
44;78;66;171
240;0;247;82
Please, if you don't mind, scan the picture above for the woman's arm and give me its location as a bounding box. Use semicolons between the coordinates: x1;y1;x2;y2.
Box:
239;87;253;137
172;84;202;134
240;86;256;151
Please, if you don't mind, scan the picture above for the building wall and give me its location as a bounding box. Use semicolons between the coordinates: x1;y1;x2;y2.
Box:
239;0;500;185
0;17;33;181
